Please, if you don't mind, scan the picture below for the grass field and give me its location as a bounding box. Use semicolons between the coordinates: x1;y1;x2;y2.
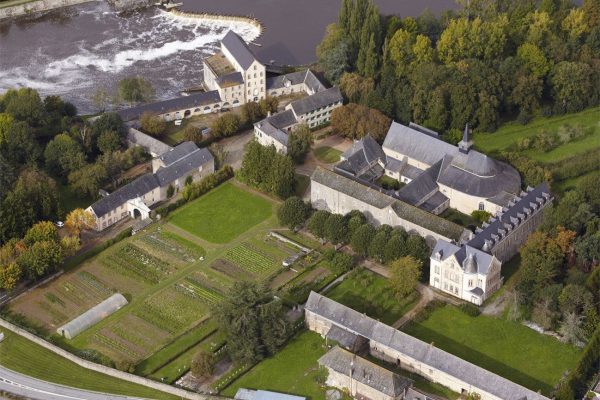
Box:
474;107;600;164
221;331;329;399
313;146;342;164
170;183;273;243
403;305;581;394
326;268;420;325
0;330;179;399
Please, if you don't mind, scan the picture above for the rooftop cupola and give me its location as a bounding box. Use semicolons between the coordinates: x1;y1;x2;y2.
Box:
458;123;473;154
463;252;477;274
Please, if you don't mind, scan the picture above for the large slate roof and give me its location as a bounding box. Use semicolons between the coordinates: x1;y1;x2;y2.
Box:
397;159;444;206
306;292;550;400
318;346;412;396
311;167;394;209
254;109;298;147
90;142;213;217
337;136;385;176
266;69;326;93
127;127;172;156
289;87;342;116
90;173;159;217
221;30;257;70
116;91;222;121
390;200;464;242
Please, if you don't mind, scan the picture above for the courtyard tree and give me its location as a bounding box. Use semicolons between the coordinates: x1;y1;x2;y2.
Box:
277;197;310;229
350;224;376;257
118;76;155;105
240;101;263;127
214;281;289;363
307;210;330;240
191;350;215;377
140;112;167;137
258;97;278;116
325;214;347;245
287;124;313;164
211;113;241;138
388;256;422;300
65;209;96;237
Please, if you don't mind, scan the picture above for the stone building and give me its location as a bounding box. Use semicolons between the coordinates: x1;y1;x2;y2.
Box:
87;142;214;231
337;121;522;215
305;292;549;400
429;183;552;304
318;346;413;400
253;86;343;153
310;166;469;246
203;30;267;106
266;69;326;97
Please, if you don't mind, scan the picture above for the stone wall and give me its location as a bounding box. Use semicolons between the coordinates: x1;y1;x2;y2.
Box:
0;317;222;400
0;0;94;20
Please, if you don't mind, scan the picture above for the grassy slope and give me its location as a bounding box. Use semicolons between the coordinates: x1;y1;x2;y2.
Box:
403;305;580;395
473;107;600;163
0;330;179;399
221;331;328;399
326;268;420;325
170;182;273;244
313;146;342;164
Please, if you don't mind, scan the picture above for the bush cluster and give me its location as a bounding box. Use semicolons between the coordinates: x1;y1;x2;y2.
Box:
459;303;481;317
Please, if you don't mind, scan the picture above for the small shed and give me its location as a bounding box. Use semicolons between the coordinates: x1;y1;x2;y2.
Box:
57;293;128;339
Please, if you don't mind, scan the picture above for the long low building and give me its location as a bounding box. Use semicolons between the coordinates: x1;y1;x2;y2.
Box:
117;91;223;122
305;292;549;400
87;141;214;231
310;166;469;245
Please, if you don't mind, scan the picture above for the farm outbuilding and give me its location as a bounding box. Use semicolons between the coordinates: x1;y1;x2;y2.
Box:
56;293;128;339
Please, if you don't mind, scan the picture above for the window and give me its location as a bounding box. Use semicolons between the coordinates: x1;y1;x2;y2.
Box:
468;279;473;287
479;202;485;211
254;65;257;70
254;73;256;78
435;265;440;274
260;71;263;76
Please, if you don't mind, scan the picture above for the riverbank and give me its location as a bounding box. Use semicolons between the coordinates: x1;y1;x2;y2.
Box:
0;0;94;18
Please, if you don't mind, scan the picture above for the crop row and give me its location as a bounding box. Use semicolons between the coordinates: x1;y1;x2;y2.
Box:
94;332;141;359
120;244;171;272
59;281;90;304
176;281;223;305
139;234;195;263
224;243;279;277
77;271;113;296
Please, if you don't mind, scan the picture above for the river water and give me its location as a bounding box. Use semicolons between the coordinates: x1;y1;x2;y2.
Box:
0;0;457;113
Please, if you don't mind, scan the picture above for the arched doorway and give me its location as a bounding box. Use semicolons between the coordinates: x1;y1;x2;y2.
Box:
133;208;142;219
184;109;191;118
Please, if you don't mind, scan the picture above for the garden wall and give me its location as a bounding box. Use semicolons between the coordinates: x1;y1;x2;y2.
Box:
0;317;224;400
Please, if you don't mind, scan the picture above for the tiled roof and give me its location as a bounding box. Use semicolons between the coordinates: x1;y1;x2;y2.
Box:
397;159;444;206
221;30;257;70
90;173;159;217
306;292;550;400
254;109;298;147
116;91;222;121
383;121;456;166
159;141;199;166
289;87;342;116
318;346;412;396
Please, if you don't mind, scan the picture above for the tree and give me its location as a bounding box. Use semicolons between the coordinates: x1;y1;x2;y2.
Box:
117;77;155;105
368;229;390;262
308;210;330;239
17;240;63;279
90;88;111;113
383;230;407;263
330;252;355;275
1;88;45;126
277;197;309;229
0;155;15;202
97;130;122;154
214;281;289;363
191;350;215;377
405;234;430;264
330;103;391;142
517;43;550;78
0;262;22;290
3;121;41;165
325;214;347;245
240;101;264;127
183;125;203;143
44;133;86;176
339;73;374;104
287;125;313;164
140;113;167;137
211;113;241;138
68;162;108;198
24;221;58;246
0;112;14;147
559;312;584;344
471;210;492;225
258;97;279;116
350;224;376;257
550;62;593;113
317;24;350;83
388;256;422;300
65;209;96;236
346;210;367;238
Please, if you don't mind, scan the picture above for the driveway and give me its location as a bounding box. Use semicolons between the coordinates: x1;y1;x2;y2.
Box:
220;130;254;170
0;366;146;400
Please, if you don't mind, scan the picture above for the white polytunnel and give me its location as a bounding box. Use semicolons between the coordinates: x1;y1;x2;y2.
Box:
56;293;128;339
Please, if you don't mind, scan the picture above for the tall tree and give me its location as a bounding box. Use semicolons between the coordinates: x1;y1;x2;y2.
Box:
388;256;422;300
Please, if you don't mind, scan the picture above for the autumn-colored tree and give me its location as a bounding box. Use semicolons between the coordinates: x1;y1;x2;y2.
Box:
140;112;167;137
191;350;215;377
330;103;391;142
24;221;59;246
388;256;422;300
65;208;96;237
0;262;22;290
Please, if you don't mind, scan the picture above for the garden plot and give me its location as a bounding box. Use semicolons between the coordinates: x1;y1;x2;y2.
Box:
133;288;209;334
176;277;224;306
102;243;178;285
137;230;204;263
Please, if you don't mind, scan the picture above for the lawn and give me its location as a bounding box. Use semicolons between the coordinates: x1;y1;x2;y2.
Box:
313;146;342;164
0;330;179;399
170;182;273;244
473;106;600;163
221;331;329;399
439;208;477;228
326;268;420;325
403;305;581;395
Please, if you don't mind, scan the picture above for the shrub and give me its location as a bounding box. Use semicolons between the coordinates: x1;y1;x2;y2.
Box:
166;184;175;198
211;113;241;138
277;197;310;229
181;165;234;203
139;112;166;137
329;252;355;275
75;349;115;367
459;303;481;317
191;350;215;377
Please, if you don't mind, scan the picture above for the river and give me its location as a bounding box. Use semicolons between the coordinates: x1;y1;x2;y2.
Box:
0;0;458;113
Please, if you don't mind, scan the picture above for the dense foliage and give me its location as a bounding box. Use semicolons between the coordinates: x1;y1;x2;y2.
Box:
318;0;600;134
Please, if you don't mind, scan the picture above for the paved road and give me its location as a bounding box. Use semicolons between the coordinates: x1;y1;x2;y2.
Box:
0;367;146;400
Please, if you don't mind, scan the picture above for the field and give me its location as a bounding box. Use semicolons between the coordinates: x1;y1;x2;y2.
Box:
473;106;600;163
221;331;329;399
8;181;322;385
313;146;342;163
170;183;272;243
326;268;420;325
403;305;581;395
0;330;179;399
